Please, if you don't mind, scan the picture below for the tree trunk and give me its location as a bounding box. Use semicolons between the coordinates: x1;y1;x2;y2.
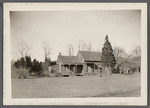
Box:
107;65;111;75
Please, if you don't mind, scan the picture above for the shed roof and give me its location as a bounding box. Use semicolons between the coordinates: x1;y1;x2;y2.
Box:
78;51;101;61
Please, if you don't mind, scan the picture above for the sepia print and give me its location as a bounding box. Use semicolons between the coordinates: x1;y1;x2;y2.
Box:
3;3;147;105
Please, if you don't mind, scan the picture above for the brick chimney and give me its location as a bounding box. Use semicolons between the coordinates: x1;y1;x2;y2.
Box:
59;53;61;56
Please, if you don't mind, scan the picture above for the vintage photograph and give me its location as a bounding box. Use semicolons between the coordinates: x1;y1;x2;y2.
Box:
3;3;147;105
11;10;141;98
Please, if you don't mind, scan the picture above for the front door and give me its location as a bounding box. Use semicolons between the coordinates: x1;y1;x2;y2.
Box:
73;66;75;72
77;65;83;74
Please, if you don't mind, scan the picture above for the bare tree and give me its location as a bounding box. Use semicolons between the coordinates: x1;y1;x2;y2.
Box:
42;41;52;59
124;53;133;60
87;42;92;51
78;40;86;51
131;45;141;57
82;41;87;51
78;40;81;51
68;44;74;56
15;39;32;58
113;47;126;64
42;41;52;72
78;40;93;51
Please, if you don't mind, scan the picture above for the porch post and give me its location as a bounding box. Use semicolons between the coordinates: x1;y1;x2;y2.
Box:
82;64;84;73
62;64;64;73
59;62;61;73
75;65;77;75
84;63;87;73
94;63;95;73
68;64;70;73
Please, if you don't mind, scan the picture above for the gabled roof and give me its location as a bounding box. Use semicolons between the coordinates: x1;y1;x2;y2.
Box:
128;57;141;67
58;56;82;64
120;61;136;68
78;51;101;61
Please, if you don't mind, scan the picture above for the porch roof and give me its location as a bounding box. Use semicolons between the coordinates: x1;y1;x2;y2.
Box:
58;56;83;64
85;62;101;64
61;62;84;65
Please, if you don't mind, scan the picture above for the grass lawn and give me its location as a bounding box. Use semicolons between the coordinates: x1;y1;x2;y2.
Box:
12;73;141;98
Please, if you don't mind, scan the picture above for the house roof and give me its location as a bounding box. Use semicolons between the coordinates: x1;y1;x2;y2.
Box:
120;62;134;68
78;51;101;61
58;56;82;64
120;60;138;68
128;57;141;67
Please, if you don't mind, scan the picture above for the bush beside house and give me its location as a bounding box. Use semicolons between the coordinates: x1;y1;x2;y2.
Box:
11;65;30;79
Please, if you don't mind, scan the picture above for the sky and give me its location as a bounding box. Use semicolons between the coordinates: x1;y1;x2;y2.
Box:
10;10;141;62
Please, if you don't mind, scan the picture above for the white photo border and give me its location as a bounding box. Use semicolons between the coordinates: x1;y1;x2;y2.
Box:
3;3;147;105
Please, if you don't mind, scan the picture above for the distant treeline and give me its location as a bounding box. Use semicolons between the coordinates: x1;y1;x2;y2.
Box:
14;56;43;74
12;56;56;79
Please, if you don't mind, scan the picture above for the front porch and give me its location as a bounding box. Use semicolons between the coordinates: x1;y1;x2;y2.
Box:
84;62;102;74
59;62;102;76
60;63;84;76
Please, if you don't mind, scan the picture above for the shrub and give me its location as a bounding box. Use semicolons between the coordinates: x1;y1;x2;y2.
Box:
51;70;60;77
11;65;19;79
17;67;30;79
11;66;30;79
51;69;55;74
111;68;119;74
43;69;60;77
37;73;46;78
43;70;51;77
54;71;60;77
130;67;137;73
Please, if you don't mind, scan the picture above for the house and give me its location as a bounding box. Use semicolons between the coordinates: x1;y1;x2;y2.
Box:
119;57;141;73
129;57;141;72
57;51;102;76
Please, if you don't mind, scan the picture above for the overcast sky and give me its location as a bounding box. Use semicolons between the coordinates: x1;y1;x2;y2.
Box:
10;10;141;62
